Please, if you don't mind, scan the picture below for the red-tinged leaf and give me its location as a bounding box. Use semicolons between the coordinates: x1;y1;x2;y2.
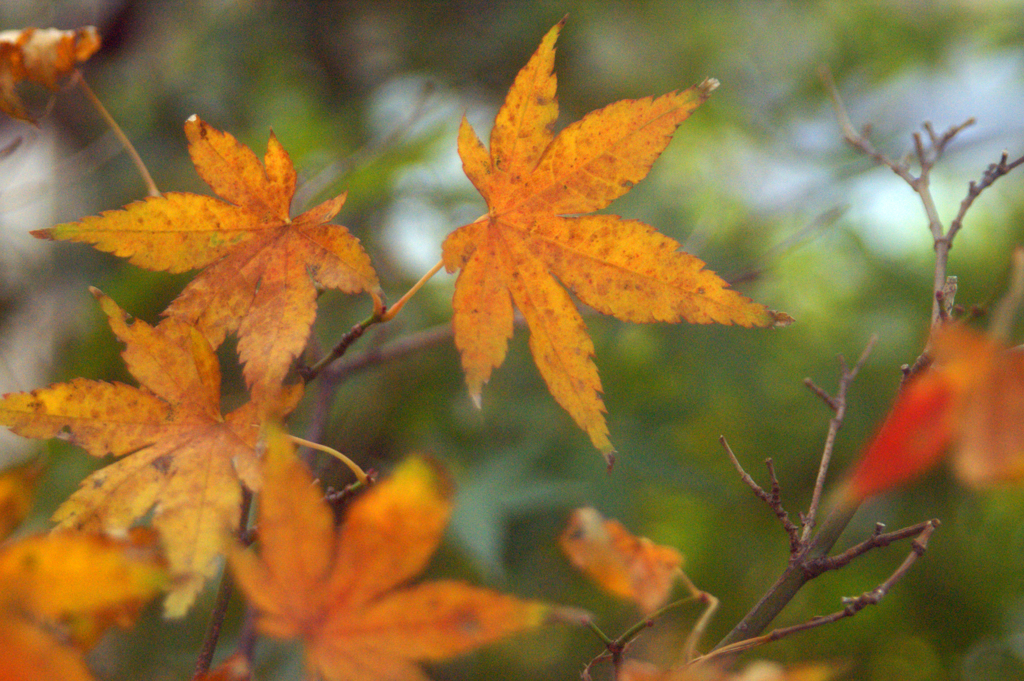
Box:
846;371;957;502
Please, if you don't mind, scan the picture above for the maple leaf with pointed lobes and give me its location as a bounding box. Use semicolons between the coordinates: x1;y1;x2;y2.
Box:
0;528;166;681
32;116;380;408
443;20;792;461
0;289;302;617
229;425;575;681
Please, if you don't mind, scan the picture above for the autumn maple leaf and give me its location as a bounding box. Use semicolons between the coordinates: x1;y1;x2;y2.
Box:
561;507;683;615
0;527;166;681
0;289;301;616
32;116;380;407
229;425;574;681
847;322;1024;501
443;20;792;460
0;26;100;122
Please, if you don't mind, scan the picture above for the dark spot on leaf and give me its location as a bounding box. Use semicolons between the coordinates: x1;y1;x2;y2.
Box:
151;455;173;474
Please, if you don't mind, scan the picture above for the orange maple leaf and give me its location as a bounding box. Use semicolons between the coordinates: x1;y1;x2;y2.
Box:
0;289;301;616
0;528;166;681
560;507;683;615
32;116;380;407
847;323;1024;501
229;425;571;681
443;20;792;460
0;26;100;122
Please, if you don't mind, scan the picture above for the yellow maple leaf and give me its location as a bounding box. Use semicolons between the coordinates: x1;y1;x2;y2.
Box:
0;26;100;123
0;289;301;616
32;116;380;407
229;425;570;681
561;507;683;615
0;528;166;681
442;20;792;461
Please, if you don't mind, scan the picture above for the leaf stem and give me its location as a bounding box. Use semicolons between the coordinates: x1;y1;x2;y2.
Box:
193;487;252;678
72;71;160;197
286;435;368;484
381;259;445;322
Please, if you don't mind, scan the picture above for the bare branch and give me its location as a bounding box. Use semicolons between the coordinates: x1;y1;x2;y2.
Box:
802;335;878;540
807;518;940;576
948;151;1024;244
700;519;939;663
720;437;800;551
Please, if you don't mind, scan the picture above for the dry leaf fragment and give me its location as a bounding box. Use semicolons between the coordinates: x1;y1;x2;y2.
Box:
0;289;301;616
560;507;683;615
229;425;566;681
0;461;41;542
444;20;791;460
848;323;1024;500
0;528;166;681
32;116;380;408
0;26;100;122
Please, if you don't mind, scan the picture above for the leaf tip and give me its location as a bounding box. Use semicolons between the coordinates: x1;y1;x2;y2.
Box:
696;78;720;99
602;448;616;471
545;604;592;627
28;228;54;240
769;310;795;328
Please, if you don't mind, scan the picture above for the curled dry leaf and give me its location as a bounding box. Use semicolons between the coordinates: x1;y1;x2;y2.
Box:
0;289;302;617
0;528;166;681
560;507;683;615
0;26;100;122
848;323;1024;500
443;20;791;461
33;116;380;409
229;425;574;681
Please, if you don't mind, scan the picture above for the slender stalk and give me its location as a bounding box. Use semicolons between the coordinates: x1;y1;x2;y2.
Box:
193;488;253;678
286;435;368;484
381;259;445;322
73;71;160;197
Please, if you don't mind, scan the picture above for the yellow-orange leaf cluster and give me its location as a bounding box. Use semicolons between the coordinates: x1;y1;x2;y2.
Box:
0;26;100;122
560;507;683;615
229;426;565;681
0;289;300;616
848;323;1024;501
33;115;380;409
0;501;166;681
444;20;791;461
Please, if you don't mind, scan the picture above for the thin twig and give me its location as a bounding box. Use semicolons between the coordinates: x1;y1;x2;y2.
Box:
193;487;253;678
72;71;160;197
802;334;878;540
720;437;800;551
808;518;940;576
948;152;1024;244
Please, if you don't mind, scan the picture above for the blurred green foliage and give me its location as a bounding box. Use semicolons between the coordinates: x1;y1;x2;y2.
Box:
1;1;1023;680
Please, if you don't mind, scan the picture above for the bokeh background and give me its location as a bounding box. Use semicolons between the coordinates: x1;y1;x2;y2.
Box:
2;1;1024;680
